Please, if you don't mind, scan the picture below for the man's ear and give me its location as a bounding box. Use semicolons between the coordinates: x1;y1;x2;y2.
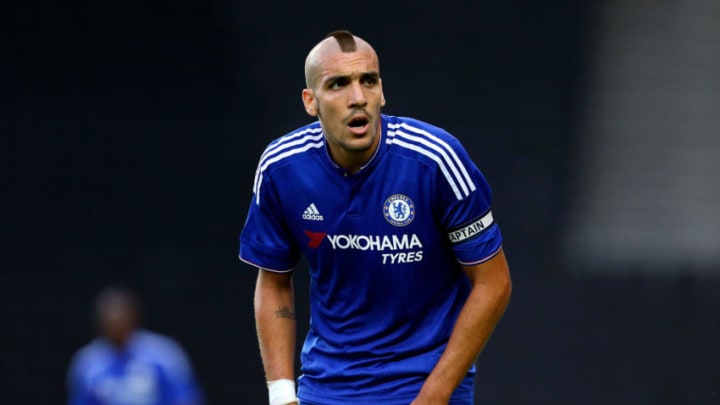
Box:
302;89;318;117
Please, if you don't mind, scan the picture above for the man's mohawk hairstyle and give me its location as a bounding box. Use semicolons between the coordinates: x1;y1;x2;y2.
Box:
325;29;357;52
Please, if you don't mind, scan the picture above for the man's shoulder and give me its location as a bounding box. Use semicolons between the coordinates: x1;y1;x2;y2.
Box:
385;115;457;141
67;338;113;379
384;115;479;200
258;121;324;170
266;121;324;150
384;115;466;162
132;330;185;355
130;329;195;375
385;115;465;158
72;338;109;360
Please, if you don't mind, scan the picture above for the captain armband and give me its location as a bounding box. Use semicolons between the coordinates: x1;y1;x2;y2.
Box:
448;210;494;244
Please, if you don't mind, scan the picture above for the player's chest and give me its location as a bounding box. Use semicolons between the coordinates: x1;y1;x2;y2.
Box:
280;164;433;234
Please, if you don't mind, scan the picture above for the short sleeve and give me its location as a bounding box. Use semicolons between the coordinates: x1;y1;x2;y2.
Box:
66;346;102;405
239;171;300;272
66;354;91;405
437;138;503;265
156;338;204;405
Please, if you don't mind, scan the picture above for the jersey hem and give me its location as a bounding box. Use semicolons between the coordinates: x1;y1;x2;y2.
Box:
457;245;502;266
237;255;294;273
298;391;473;404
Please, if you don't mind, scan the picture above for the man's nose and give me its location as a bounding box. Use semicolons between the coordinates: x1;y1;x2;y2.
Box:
348;81;367;107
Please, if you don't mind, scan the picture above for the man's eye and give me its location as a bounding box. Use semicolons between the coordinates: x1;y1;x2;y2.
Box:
362;77;378;85
330;78;349;89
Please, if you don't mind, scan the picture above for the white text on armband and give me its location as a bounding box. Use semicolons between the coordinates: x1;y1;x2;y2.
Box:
448;211;494;244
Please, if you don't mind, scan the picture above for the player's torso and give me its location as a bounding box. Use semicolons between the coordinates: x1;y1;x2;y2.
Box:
277;144;471;402
267;118;476;401
86;354;168;405
282;152;449;274
269;140;464;325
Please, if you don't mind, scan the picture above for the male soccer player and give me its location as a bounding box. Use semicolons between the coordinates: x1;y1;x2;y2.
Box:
66;287;204;405
239;30;511;405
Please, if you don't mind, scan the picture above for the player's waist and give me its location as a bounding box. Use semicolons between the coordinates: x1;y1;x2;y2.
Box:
297;364;475;404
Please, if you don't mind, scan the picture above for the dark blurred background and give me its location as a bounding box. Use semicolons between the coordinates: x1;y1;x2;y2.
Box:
2;0;719;403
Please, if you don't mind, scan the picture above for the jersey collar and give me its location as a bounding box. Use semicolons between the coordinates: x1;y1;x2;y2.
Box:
323;115;388;176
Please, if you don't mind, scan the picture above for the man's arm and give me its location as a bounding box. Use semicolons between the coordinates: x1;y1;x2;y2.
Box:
413;248;512;404
254;269;299;404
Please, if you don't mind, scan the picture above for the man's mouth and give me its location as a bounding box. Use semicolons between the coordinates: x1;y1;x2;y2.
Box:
347;116;370;134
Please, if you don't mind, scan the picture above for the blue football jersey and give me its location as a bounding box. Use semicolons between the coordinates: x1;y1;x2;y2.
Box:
239;114;502;404
67;330;203;405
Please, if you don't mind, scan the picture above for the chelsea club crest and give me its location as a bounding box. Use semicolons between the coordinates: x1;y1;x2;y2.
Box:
383;194;415;227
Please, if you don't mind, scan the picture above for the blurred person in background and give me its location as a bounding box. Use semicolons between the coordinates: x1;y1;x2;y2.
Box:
66;286;204;405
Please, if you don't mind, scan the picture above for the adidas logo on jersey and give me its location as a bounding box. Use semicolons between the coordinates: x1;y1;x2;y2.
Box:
302;203;324;221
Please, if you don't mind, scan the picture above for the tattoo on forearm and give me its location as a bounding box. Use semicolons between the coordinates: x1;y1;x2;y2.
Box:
275;305;295;320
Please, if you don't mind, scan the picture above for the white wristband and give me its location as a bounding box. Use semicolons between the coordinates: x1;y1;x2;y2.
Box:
267;379;299;405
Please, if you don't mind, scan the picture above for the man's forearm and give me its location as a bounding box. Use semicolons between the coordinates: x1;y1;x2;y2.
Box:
254;271;297;381
415;252;512;403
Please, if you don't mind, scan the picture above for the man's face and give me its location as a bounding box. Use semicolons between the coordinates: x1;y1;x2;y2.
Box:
98;302;136;347
303;46;385;169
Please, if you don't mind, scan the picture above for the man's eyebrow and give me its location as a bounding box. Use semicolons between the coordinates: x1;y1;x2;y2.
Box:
320;74;347;85
323;71;379;83
360;72;380;79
